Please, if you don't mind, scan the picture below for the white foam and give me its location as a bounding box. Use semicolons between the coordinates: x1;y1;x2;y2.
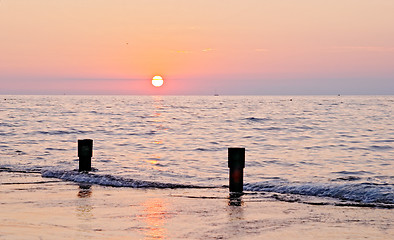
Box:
42;169;195;189
244;181;394;205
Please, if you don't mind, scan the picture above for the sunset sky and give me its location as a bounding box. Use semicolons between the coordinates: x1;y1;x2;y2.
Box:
1;0;393;95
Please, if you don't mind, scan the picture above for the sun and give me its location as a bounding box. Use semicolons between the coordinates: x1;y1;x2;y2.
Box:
152;75;164;87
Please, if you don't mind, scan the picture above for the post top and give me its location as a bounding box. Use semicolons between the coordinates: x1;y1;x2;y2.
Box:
78;139;93;157
228;148;245;168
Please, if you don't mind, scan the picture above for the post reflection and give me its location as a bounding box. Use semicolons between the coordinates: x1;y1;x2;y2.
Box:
77;184;92;198
138;198;169;240
76;185;93;220
228;193;244;207
227;193;245;232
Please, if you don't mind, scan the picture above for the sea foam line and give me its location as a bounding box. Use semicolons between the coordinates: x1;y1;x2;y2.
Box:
41;169;206;189
244;181;394;205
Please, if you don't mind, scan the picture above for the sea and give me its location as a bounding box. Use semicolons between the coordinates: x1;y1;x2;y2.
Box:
1;95;393;208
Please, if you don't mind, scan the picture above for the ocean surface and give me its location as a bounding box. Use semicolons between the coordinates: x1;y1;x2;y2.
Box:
1;95;393;208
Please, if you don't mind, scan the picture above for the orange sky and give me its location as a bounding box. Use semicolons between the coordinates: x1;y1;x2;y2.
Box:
1;0;393;94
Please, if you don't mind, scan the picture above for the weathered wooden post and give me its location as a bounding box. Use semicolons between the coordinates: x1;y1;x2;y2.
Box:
78;139;93;172
228;148;245;193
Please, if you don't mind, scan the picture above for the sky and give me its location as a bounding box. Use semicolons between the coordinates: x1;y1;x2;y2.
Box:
0;0;393;95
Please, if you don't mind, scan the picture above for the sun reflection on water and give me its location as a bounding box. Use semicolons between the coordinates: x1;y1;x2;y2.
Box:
143;96;169;171
138;198;170;240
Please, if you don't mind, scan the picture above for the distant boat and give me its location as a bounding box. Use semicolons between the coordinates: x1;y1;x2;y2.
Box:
214;93;219;96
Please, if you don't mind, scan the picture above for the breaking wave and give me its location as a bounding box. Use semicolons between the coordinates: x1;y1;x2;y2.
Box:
244;181;394;207
41;169;202;189
3;166;393;208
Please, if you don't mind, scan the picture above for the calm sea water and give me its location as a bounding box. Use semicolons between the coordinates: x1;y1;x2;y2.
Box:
1;95;393;207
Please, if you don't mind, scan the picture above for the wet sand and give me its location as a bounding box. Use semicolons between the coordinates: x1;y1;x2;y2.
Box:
1;172;393;239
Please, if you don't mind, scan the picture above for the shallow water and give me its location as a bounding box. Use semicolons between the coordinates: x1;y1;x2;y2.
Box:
1;172;393;240
1;95;393;207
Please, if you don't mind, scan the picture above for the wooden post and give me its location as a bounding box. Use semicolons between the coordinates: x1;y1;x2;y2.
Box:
228;148;245;193
78;139;93;172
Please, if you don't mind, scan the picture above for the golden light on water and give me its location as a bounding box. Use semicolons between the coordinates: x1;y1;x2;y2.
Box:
152;76;164;87
139;198;169;239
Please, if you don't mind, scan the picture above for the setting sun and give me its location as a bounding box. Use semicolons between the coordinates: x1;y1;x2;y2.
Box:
152;76;164;87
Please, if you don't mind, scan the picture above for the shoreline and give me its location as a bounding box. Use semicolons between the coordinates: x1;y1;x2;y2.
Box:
1;172;393;239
